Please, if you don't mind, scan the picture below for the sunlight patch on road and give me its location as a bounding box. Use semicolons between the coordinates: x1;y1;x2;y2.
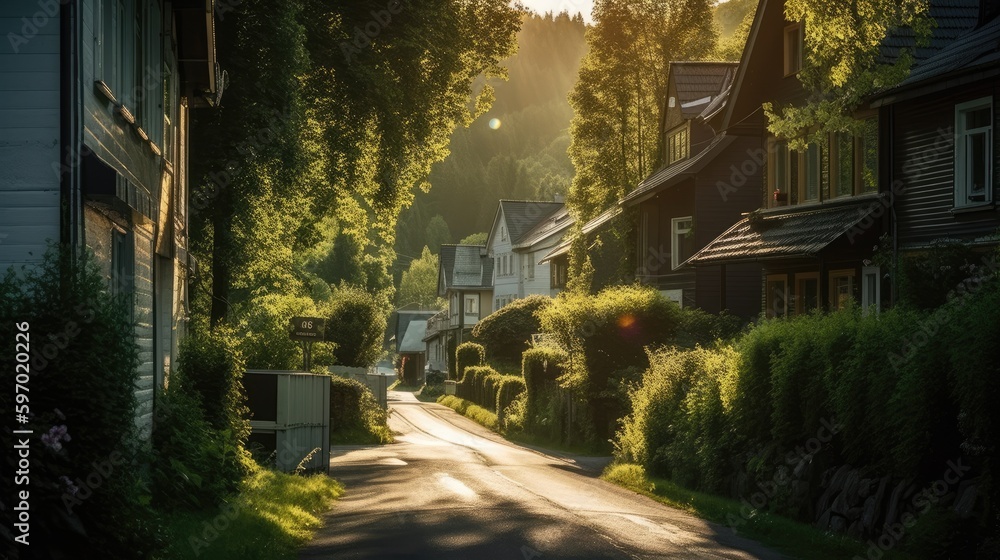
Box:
378;458;408;466
616;513;695;545
436;473;478;500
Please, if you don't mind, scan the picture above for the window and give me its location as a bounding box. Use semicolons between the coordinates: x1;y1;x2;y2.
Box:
466;296;479;316
111;228;133;298
859;117;878;194
495;297;500;310
501;225;507;241
861;266;880;316
784;23;803;76
551;261;568;289
795;272;820;315
803;143;821;202
769;139;791;207
671;217;693;270
526;255;535;279
450;294;459;317
101;0;125;95
667;126;689;164
766;274;789;318
829;270;855;310
833;132;855;198
955;97;993;206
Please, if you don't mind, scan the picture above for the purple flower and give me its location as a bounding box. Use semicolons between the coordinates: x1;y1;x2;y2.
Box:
59;476;80;496
41;425;71;452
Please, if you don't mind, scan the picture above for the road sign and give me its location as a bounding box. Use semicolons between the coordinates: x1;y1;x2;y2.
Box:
289;317;325;341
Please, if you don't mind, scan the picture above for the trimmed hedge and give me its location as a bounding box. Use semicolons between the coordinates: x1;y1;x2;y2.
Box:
455;341;485;381
329;375;392;444
471;294;551;362
521;347;567;435
456;365;526;429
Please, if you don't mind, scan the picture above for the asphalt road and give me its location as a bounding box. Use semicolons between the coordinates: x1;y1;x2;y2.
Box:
299;391;787;560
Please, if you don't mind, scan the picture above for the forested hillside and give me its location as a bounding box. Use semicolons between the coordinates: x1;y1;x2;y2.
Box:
394;12;588;274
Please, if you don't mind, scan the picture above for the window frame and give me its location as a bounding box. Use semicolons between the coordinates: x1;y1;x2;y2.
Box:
666;124;690;165
783;22;804;77
828;269;855;310
526;254;535;279
954;96;994;208
768;138;791;207
861;265;880;316
670;216;693;270
794;272;820;315
766;274;789;318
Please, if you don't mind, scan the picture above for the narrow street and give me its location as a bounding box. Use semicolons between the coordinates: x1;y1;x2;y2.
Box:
299;392;786;560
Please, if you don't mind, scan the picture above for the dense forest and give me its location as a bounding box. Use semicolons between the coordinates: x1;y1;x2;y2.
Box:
393;12;588;273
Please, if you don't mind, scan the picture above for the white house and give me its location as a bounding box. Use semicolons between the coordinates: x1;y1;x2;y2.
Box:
485;200;569;309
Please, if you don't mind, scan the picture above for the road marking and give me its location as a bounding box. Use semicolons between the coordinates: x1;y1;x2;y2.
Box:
436;473;478;500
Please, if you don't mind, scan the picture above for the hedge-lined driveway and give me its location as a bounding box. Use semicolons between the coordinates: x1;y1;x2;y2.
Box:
299;391;786;559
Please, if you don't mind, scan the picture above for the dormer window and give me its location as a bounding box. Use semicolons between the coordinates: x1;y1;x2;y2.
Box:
784;23;803;77
667;125;689;164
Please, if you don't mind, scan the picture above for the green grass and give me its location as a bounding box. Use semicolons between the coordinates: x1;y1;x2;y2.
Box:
603;464;919;560
155;463;343;560
437;395;499;430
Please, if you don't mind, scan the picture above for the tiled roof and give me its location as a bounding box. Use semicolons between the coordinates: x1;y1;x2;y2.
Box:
513;205;573;250
880;0;980;66
398;320;427;353
671;62;739;119
499;200;565;244
897;10;1000;87
621;134;735;206
439;244;493;289
687;196;885;265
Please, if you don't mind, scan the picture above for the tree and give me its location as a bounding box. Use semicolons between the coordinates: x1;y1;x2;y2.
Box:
765;0;933;149
398;246;444;309
424;215;451;254
715;0;757;61
567;0;718;221
326;285;389;367
460;232;488;245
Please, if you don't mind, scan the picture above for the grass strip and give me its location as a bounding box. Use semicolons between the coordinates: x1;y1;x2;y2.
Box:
602;463;918;560
436;395;499;430
156;464;343;560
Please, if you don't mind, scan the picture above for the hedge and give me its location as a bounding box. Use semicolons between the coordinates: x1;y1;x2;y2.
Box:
455;341;485;381
521;347;567;435
329;375;392;444
455;365;526;427
471;294;551;362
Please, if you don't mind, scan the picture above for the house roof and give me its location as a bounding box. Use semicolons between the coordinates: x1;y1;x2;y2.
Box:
686;196;885;265
393;310;436;352
398;321;427;353
670;61;739;120
513;205;574;250
539;205;624;264
879;0;981;67
486;200;565;249
438;244;493;291
621;134;736;207
889;8;1000;90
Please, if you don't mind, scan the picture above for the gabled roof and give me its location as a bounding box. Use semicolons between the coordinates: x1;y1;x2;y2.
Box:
485;200;565;250
539;205;623;264
437;244;493;293
670;61;739;120
513;205;574;250
621;134;736;207
399;321;427;353
687;196;885;265
884;7;1000;92
879;0;981;67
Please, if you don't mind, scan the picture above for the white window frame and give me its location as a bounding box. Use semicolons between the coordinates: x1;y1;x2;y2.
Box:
671;216;693;270
955;96;993;207
466;296;478;316
526;254;535;279
862;265;880;316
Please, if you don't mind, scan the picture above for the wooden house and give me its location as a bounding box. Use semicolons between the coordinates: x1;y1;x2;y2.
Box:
0;0;222;436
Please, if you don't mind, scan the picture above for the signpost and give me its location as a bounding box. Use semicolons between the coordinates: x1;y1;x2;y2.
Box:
289;317;325;371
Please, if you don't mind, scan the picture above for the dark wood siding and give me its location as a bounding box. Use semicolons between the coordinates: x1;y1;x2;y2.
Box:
892;79;1000;246
637;181;696;297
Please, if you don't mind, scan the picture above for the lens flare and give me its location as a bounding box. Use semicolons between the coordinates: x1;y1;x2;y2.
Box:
489;118;502;130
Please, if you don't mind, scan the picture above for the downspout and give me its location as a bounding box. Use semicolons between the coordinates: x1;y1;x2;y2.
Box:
60;0;83;254
889;105;898;307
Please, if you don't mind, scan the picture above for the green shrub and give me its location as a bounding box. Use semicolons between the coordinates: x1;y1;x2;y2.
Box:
329;375;392;444
897;240;980;310
472;294;551;362
326;285;388;367
234;292;334;370
521;347;567;435
493;374;526;426
176;328;251;439
455;341;485;381
538;285;683;442
0;247;155;557
675;308;745;348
